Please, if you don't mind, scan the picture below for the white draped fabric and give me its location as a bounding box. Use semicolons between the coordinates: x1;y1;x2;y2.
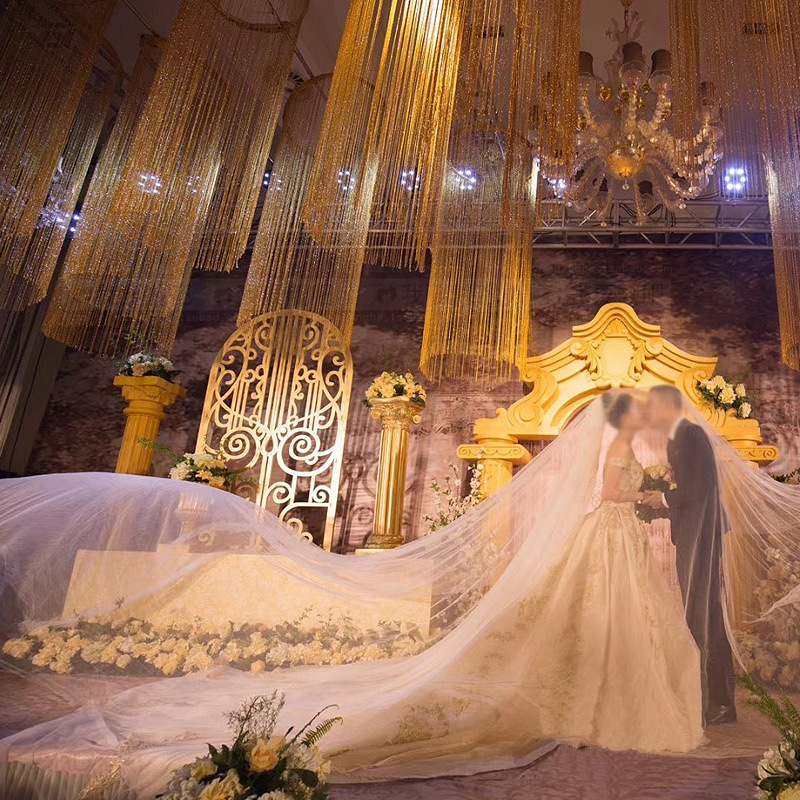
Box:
0;397;798;798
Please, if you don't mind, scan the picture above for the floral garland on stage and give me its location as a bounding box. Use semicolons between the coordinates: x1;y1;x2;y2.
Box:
160;692;339;800
695;375;752;419
2;612;426;677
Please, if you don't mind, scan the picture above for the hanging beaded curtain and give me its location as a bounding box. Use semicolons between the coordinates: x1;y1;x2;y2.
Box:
192;2;308;273
669;0;765;200
43;34;164;346
0;44;121;321
0;0;114;301
302;0;463;272
42;0;308;357
239;75;373;340
672;0;800;369
420;0;580;384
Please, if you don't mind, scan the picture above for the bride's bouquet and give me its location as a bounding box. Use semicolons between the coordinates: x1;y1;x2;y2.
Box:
635;464;674;523
159;692;340;800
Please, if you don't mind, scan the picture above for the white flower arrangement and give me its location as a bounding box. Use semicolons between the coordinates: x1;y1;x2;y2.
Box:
118;351;181;383
159;692;339;800
696;375;752;418
364;371;426;408
1;613;425;677
740;674;800;799
169;451;234;490
423;461;485;534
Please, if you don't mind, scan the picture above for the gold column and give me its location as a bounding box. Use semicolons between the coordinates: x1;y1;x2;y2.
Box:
114;376;186;475
457;439;531;497
359;397;423;551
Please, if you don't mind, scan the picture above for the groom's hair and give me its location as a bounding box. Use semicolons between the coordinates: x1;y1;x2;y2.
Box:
651;385;684;409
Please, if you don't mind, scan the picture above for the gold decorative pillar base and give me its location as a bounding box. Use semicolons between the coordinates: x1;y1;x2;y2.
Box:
114;375;186;475
358;397;423;552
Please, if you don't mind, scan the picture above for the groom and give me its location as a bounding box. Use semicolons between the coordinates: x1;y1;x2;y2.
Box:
644;385;736;725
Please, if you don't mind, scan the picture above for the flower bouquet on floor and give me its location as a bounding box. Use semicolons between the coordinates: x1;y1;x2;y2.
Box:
159;692;341;800
740;674;800;799
635;464;674;523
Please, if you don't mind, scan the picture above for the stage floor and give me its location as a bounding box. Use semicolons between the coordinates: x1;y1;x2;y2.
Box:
0;674;770;799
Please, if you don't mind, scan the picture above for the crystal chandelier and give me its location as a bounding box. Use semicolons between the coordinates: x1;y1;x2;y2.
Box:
544;0;724;224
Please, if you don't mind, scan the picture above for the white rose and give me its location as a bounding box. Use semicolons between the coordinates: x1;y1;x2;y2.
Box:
735;383;747;397
739;402;752;419
711;375;727;390
719;386;736;405
2;638;33;659
169;462;192;481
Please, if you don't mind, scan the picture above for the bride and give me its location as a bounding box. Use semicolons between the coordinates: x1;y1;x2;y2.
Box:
0;390;796;798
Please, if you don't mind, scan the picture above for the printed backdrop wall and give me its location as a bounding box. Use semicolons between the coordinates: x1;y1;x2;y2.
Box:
28;249;800;551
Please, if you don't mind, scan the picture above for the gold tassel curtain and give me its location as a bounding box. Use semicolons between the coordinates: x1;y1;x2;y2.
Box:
43;0;307;357
0;0;114;298
43;34;163;347
672;0;800;369
302;0;463;271
0;44;121;316
192;2;308;273
240;75;372;340
420;0;580;384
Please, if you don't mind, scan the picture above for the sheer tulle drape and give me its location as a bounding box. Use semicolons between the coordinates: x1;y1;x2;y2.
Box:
0;396;798;798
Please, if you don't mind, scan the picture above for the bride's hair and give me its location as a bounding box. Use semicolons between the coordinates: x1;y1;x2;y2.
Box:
601;392;633;428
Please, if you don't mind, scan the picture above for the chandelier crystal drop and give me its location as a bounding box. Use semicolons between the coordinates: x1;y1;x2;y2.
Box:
544;0;724;224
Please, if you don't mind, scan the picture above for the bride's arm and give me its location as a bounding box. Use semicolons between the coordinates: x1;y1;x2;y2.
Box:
602;459;646;503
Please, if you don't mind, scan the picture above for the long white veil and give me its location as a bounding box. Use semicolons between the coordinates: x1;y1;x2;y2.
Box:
0;394;798;798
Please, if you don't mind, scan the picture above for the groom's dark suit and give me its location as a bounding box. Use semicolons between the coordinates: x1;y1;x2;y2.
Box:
664;419;736;724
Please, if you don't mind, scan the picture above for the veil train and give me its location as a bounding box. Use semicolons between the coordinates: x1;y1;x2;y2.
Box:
0;396;799;798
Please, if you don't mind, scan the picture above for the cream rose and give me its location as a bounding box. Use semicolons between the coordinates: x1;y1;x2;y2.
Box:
247;737;283;772
739;402;752;419
198;769;242;800
719;386;736;405
189;757;217;781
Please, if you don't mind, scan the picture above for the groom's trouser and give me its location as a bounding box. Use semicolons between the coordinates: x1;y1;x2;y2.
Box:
675;535;736;722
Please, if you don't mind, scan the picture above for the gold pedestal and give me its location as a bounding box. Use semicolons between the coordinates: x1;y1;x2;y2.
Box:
113;375;186;475
359;396;423;551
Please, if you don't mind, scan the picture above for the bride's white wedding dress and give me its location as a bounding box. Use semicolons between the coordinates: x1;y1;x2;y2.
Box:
0;395;797;798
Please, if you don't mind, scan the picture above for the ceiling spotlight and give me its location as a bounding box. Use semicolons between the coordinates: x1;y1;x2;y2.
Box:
723;165;747;197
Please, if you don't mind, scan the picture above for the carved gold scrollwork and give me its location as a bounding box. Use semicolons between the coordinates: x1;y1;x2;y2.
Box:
460;303;778;499
196;310;353;550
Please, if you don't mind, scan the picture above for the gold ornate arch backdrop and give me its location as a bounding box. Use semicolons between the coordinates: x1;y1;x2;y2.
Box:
458;303;777;495
196;310;353;550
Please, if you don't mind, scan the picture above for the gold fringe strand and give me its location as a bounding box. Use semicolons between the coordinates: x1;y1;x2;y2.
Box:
0;0;114;297
42;0;307;356
674;0;800;369
0;44;121;316
43;34;164;348
302;0;463;271
420;0;580;385
239;75;372;341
